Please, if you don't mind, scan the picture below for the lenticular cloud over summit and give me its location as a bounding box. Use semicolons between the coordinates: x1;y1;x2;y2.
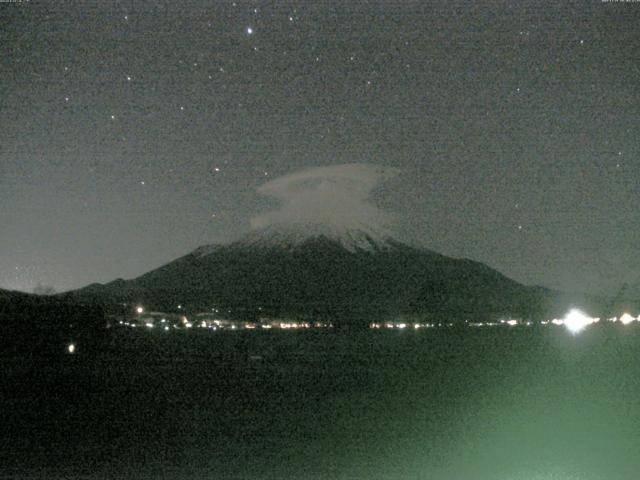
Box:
250;164;400;237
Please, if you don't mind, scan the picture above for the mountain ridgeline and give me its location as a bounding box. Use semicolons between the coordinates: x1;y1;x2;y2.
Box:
63;227;599;327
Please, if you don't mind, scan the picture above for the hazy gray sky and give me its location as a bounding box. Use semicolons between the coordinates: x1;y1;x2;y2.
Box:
1;0;639;295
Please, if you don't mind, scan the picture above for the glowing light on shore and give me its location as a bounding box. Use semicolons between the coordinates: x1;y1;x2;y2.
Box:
563;309;597;334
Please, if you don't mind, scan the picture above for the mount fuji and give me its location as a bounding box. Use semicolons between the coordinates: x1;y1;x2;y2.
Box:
62;223;588;327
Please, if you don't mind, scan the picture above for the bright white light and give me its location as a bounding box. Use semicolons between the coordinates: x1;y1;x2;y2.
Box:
620;313;635;325
185;322;193;328
563;309;596;334
164;326;169;331
136;306;144;314
247;27;253;35
67;343;75;354
145;322;154;328
397;323;406;329
506;319;518;326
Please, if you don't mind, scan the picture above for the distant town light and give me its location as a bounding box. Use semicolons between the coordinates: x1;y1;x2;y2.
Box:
136;306;144;314
67;343;75;354
145;322;154;329
564;309;597;334
619;313;635;325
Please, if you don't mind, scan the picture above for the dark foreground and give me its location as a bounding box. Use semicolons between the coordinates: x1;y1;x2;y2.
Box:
3;326;640;480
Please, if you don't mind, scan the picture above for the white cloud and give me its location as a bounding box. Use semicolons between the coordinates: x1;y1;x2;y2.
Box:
251;164;400;235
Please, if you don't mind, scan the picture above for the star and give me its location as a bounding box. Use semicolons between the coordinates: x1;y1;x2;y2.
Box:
110;115;116;120
247;27;253;35
126;75;132;81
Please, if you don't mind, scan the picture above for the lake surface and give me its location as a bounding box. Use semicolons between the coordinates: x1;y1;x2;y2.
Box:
3;325;640;479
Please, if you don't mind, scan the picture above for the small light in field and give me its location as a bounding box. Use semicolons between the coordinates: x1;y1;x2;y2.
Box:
136;306;144;314
185;322;193;328
145;322;154;328
67;343;76;354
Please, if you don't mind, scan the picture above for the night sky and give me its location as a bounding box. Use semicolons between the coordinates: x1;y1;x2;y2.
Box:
2;0;639;295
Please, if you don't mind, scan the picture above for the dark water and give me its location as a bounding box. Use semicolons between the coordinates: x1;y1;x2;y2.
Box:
3;326;640;479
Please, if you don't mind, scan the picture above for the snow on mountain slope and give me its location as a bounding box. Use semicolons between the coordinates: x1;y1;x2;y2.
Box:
198;223;401;255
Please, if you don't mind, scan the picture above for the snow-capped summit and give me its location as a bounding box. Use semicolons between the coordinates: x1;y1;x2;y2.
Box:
227;223;399;253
